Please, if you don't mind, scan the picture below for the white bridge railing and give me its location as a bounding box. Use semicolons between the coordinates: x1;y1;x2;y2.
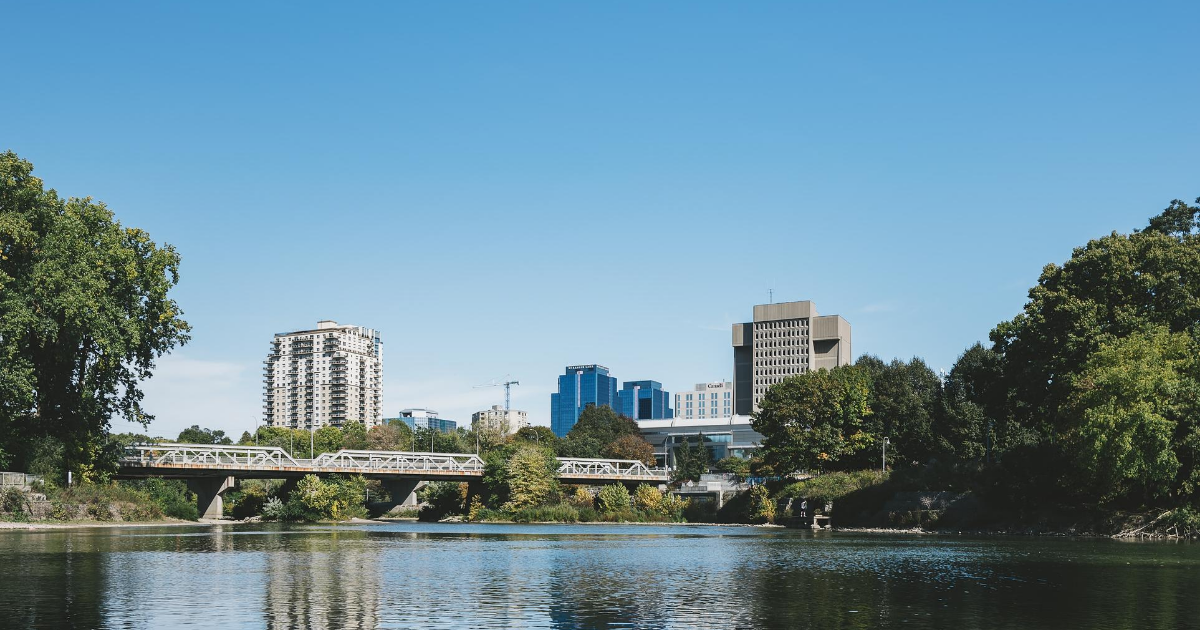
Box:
122;443;668;481
556;457;668;480
124;443;302;467
311;449;485;473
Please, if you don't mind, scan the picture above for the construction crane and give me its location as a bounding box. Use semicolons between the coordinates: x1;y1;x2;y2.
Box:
474;376;520;410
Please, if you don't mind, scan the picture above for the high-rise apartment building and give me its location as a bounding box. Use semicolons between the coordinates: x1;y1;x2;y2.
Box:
616;380;673;420
264;320;383;429
675;381;733;420
472;405;529;435
550;364;618;437
732;300;851;415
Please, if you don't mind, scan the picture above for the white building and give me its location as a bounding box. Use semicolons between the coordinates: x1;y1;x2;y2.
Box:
675;382;734;421
472;405;529;435
264;320;383;429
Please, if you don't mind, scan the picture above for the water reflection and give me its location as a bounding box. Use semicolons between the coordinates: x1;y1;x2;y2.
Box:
1;524;1199;629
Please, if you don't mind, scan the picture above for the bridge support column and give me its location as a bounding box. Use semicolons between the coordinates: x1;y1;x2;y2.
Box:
380;479;422;512
187;476;236;519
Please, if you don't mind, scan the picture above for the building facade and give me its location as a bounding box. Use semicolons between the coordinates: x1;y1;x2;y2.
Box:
550;364;618;437
394;408;457;433
472;405;529;435
616;380;672;420
733;300;852;415
264;320;383;429
675;381;733;420
638;415;764;467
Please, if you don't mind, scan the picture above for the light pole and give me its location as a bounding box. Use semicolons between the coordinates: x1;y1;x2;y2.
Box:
310;423;315;459
881;437;890;474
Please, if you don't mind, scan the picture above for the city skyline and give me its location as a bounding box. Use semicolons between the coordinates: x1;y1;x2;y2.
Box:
6;3;1193;440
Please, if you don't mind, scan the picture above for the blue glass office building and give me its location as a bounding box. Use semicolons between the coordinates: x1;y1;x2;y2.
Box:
550;364;618;437
616;380;672;420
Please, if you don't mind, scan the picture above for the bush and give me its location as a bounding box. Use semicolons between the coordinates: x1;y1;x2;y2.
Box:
568;486;595;509
715;456;751;478
633;484;664;513
747;484;776;524
777;470;888;508
509;504;580;523
597;484;632;513
419;481;468;521
262;496;290;521
1;487;29;515
502;445;560;512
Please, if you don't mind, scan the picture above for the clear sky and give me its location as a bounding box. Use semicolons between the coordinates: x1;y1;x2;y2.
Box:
4;2;1198;439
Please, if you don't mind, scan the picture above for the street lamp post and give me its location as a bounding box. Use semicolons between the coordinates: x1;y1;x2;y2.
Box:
881;437;890;474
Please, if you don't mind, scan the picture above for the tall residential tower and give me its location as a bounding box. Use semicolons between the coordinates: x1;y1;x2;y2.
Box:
732;300;851;415
264;320;383;429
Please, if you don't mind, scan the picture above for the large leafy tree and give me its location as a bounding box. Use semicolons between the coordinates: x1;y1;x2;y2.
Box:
0;151;190;478
751;365;872;474
559;405;643;459
991;198;1200;441
853;355;942;467
1064;327;1199;506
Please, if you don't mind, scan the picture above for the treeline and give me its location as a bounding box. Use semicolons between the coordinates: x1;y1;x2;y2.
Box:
753;198;1200;515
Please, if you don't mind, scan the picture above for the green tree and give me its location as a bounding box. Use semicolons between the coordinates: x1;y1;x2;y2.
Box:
1065;327;1199;506
671;437;711;483
313;426;343;455
991;198;1200;443
751;366;872;474
714;456;750;478
176;425;233;445
514;426;558;449
502;445;560;511
854;355;942;468
341;422;368;450
0;151;190;480
633;483;664;513
560;406;641;459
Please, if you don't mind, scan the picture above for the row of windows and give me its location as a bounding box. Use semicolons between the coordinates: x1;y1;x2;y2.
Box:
682;392;732;400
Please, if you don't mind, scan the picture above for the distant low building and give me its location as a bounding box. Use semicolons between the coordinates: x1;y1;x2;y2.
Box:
472;405;529;435
616;380;672;420
394;408;457;433
637;415;763;467
675;381;733;420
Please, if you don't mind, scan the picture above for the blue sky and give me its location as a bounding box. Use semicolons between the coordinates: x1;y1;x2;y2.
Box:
4;2;1197;438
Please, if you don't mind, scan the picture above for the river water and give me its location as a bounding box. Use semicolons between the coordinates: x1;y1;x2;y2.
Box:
1;522;1198;629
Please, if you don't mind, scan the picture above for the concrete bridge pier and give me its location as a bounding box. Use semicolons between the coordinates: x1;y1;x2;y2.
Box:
379;479;422;512
187;476;237;519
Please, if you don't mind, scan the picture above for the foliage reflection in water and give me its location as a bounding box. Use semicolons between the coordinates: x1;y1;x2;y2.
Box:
1;523;1199;629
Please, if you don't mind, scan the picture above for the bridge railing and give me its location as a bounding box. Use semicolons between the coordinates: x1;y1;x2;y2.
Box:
123;443;302;468
310;450;486;473
556;457;669;480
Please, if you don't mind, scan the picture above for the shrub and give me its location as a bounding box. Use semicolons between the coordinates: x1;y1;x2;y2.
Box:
714;456;751;478
777;470;888;508
633;484;664;513
597;484;631;513
509;503;579;523
262;497;290;521
568;486;595;509
661;494;689;521
419;481;468;521
1;487;29;515
747;484;776;524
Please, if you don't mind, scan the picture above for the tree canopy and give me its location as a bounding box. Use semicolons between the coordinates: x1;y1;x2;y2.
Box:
0;151;190;479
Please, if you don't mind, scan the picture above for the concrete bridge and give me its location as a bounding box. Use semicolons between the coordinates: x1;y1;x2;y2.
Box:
117;443;670;518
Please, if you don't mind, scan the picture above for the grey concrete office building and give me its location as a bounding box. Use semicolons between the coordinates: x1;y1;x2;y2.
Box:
732;300;852;415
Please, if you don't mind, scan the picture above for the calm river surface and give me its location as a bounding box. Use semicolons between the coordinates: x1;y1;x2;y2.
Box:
2;522;1198;629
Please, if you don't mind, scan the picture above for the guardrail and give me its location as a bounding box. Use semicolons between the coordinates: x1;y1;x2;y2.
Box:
120;444;668;481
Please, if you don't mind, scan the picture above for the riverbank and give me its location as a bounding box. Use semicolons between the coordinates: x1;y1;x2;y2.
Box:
0;517;220;531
